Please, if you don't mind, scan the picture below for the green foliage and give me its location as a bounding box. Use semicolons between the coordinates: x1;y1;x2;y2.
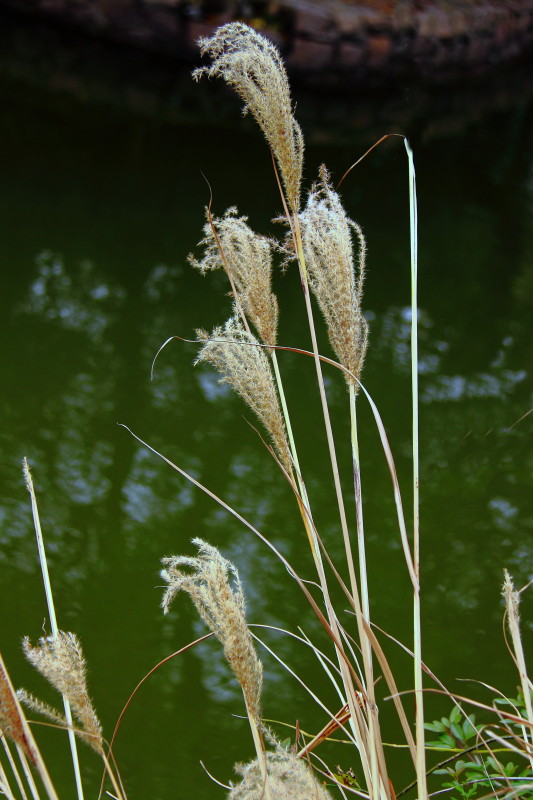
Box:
425;704;478;750
425;704;533;799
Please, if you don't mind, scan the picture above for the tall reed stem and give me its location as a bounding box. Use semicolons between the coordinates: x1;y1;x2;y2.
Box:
503;571;533;770
0;743;18;800
243;696;272;800
272;338;377;793
270;349;323;572
17;748;41;800
404;139;427;800
349;385;369;623
23;460;85;800
348;385;384;796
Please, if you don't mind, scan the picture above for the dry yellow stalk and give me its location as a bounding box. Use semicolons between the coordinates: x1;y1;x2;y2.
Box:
297;165;369;390
0;658;33;759
195;316;291;472
189;207;279;349
194;23;304;213
161;538;263;725
502;570;533;740
21;632;103;753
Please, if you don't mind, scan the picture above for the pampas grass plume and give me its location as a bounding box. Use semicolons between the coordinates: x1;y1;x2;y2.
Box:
297;165;368;390
195;316;291;472
161;538;263;725
194;23;304;213
228;747;334;799
190;207;279;349
21;631;103;752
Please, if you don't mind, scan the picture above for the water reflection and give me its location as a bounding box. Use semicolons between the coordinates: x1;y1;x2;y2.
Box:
5;233;530;623
22;250;127;340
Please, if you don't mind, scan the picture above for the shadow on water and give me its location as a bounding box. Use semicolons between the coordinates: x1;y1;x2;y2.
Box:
0;14;532;799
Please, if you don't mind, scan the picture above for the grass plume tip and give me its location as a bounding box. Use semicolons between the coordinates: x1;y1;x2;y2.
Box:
21;631;103;752
297;165;369;390
194;22;304;213
189;207;279;349
195;316;291;472
161;538;263;724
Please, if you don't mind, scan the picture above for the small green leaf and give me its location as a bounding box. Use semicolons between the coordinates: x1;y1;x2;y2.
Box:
438;734;456;748
462;717;477;739
427;739;449;749
450;705;462;724
425;720;446;733
450;722;464;742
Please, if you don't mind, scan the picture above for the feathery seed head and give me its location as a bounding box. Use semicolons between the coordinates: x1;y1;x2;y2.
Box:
161;538;263;723
195;317;291;472
22;631;102;752
503;570;521;628
189;207;279;348
228;746;334;799
298;166;368;390
193;23;304;213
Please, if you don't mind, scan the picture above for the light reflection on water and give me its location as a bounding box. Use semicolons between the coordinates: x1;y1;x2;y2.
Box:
1;61;532;799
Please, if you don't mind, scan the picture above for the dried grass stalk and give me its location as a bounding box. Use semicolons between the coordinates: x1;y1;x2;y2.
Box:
194;23;304;213
0;653;60;800
503;571;533;737
161;538;263;725
190;207;279;349
0;658;33;759
195;316;291;472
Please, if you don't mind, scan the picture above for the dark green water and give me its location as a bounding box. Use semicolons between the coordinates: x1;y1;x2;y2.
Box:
1;36;532;799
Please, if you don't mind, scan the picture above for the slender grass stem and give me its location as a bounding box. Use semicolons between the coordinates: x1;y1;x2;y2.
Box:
404;139;427;800
99;752;128;800
0;749;17;800
244;698;272;800
2;736;30;800
271;323;379;791
22;460;85;800
251;634;359;751
349;386;369;622
503;572;533;770
16;749;40;800
349;391;383;800
348;386;385;800
270;348;324;572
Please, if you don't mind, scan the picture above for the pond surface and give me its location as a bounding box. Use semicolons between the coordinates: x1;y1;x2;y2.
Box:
1;35;532;800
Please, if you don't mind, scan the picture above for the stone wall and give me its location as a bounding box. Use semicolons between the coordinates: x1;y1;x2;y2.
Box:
2;0;533;86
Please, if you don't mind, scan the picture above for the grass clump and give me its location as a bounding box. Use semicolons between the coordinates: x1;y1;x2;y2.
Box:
4;18;532;800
